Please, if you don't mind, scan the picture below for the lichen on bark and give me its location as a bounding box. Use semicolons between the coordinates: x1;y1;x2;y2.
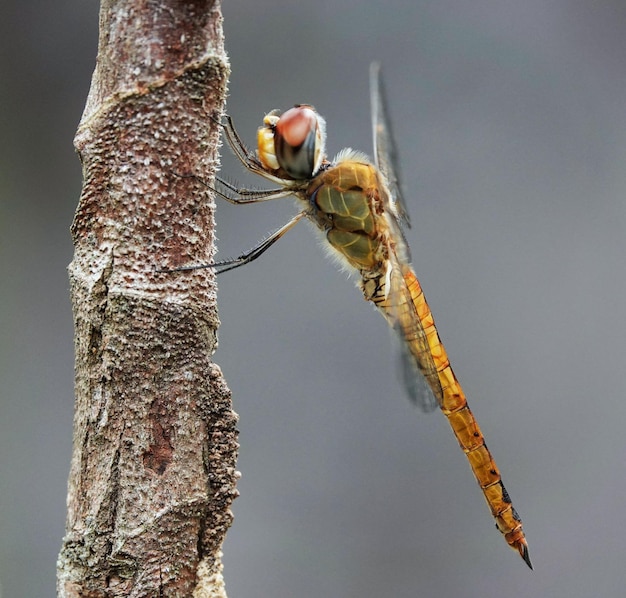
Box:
57;2;237;596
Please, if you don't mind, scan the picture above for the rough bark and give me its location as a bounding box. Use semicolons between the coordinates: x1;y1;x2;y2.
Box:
57;1;236;596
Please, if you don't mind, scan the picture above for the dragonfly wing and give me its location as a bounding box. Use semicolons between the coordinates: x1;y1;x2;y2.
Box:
396;325;439;412
396;330;439;413
370;62;411;228
375;248;444;412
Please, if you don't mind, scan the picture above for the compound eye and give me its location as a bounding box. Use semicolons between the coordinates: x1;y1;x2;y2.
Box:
274;105;326;179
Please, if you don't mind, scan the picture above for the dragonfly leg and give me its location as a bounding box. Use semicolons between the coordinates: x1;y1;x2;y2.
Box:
157;212;306;274
214;212;306;273
169;170;290;204
213;114;277;180
171;113;296;203
214;177;292;205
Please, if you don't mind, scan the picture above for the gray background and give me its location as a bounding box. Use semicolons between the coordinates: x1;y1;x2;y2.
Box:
2;1;626;596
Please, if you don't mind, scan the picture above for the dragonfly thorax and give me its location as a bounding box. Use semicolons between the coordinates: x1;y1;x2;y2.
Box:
307;160;387;271
257;105;327;180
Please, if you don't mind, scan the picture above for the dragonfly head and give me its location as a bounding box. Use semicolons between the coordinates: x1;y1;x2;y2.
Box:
257;105;327;180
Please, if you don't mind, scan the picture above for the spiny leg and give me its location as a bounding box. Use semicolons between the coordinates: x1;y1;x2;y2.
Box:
157;212;306;274
214;212;305;273
215;114;275;179
172;115;295;201
169;170;290;204
214;177;292;204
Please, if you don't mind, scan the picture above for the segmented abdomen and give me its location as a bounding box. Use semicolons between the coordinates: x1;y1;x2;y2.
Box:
373;265;531;568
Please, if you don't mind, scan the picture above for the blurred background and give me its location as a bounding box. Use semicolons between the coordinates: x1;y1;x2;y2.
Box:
2;1;626;596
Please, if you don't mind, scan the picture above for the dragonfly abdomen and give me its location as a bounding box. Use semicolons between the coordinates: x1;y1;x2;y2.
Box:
397;268;532;567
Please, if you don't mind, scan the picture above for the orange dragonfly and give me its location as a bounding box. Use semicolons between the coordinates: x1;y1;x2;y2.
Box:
170;63;531;568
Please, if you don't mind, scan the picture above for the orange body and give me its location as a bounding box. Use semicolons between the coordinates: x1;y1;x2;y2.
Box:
213;71;531;566
394;267;530;565
302;158;531;567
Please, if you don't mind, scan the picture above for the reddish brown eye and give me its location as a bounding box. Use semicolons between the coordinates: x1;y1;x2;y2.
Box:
273;105;325;179
276;107;317;147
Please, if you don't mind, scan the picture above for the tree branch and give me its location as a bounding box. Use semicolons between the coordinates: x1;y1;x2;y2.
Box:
57;1;236;596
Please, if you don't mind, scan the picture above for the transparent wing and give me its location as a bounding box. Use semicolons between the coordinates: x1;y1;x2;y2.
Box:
370;62;411;228
396;330;439;412
376;247;443;412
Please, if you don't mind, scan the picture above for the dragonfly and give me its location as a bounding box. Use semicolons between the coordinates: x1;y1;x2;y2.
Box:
167;63;531;568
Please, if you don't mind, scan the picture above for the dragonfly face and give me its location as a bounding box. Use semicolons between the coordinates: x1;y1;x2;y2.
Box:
257;105;327;180
170;64;532;569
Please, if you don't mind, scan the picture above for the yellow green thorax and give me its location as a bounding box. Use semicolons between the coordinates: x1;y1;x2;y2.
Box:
307;161;385;270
